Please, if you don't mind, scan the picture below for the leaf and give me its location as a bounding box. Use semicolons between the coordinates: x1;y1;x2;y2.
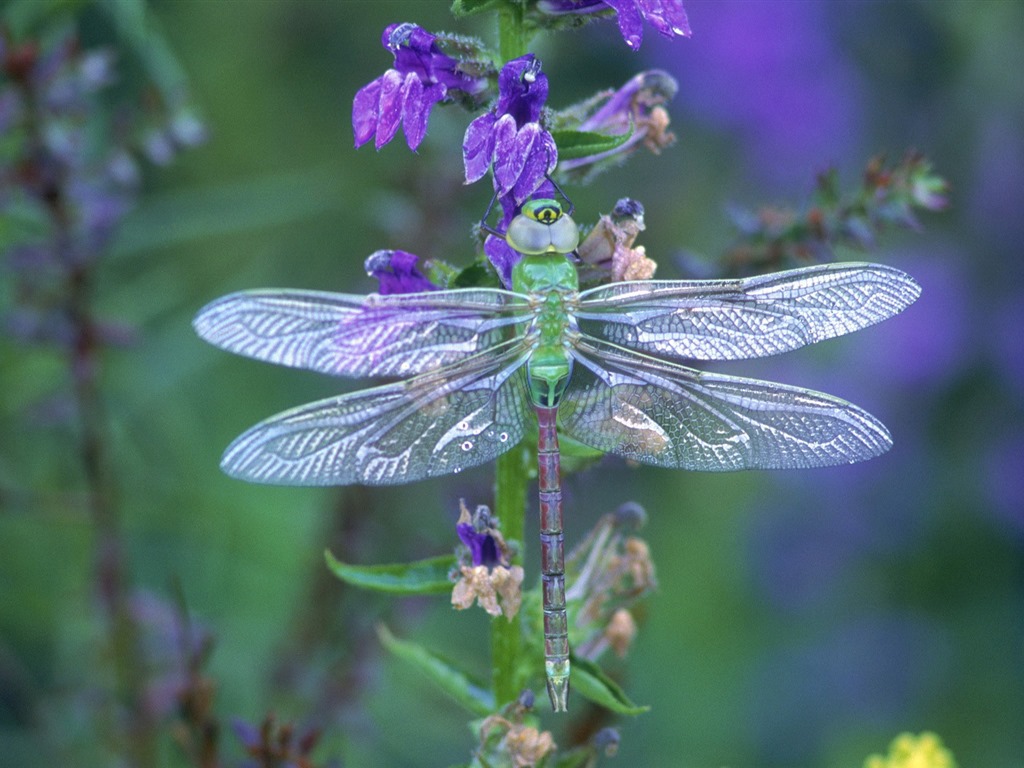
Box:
452;260;503;289
551;129;633;161
377;624;495;716
570;655;649;716
450;0;506;17
324;550;457;595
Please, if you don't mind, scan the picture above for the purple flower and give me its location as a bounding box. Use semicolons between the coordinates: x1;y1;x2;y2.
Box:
661;1;864;185
364;249;439;295
353;23;489;151
463;55;557;204
559;70;678;177
456;502;506;569
537;0;690;51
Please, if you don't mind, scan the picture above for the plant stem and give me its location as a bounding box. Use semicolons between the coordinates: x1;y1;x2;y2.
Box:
497;3;530;61
490;0;534;710
492;446;529;706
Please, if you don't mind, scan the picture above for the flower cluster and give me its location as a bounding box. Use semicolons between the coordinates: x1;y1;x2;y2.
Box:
354;23;491;151
565;502;657;660
451;501;525;620
474;691;556;768
351;10;686;289
1;30;204;353
720;153;950;274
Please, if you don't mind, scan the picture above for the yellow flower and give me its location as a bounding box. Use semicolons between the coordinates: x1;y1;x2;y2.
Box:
863;732;958;768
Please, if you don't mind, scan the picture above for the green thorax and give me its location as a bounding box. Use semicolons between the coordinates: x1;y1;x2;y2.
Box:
512;252;579;409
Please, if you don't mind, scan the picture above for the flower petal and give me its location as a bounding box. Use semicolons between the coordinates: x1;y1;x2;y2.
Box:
364;249;439;294
401;78;446;151
374;69;405;149
604;0;645;50
352;78;382;148
510;127;557;204
638;0;691;39
463;112;498;183
485;235;521;288
492;115;525;196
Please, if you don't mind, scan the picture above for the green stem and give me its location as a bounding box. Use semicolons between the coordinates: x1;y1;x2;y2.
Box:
497;3;531;61
492;445;529;707
491;0;533;710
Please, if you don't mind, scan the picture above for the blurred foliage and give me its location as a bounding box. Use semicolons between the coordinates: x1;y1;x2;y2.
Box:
1;1;1023;767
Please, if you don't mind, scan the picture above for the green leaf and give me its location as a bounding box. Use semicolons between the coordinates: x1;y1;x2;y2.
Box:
324;550;457;595
551;129;633;161
570;655;649;716
377;624;495;716
452;260;503;289
450;0;506;17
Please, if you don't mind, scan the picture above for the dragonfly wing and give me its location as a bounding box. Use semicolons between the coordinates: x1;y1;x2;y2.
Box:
194;288;532;377
576;262;920;361
560;338;892;471
220;339;532;485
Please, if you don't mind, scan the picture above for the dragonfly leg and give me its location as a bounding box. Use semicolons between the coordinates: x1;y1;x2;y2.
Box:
536;405;569;712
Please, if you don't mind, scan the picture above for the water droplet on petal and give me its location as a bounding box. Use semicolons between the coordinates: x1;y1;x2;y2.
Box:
458;421;469;430
499;432;509;442
461;440;473;451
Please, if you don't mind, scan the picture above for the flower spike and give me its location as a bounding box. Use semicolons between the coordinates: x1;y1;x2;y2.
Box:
353;23;490;151
463;55;557;204
536;0;691;51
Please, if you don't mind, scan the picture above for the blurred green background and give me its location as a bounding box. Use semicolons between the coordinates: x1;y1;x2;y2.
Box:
2;1;1023;766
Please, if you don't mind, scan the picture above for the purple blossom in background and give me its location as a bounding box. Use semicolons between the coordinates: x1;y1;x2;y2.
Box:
353;23;489;151
537;0;690;51
984;434;1024;538
845;255;970;389
463;55;556;204
658;0;864;185
364;249;439;295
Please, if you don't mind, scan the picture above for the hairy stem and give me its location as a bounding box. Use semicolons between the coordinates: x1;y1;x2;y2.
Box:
492;446;529;706
497;4;530;61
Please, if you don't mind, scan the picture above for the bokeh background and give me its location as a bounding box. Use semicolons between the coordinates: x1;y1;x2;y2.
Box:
2;1;1022;766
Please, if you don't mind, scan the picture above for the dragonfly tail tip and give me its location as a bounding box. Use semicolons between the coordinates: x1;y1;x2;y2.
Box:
545;675;569;712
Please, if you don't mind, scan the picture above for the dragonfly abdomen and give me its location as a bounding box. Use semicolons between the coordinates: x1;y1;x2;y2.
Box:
536;404;570;712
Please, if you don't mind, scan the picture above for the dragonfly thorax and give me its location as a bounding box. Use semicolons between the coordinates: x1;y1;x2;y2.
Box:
511;253;580;409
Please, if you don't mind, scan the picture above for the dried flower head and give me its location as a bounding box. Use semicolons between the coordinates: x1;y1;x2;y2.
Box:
451;502;524;619
565;503;657;660
605;607;638;657
559;70;678;181
577;198;657;283
479;711;557;768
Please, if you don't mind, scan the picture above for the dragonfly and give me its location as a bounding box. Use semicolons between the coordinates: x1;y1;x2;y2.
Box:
193;198;920;712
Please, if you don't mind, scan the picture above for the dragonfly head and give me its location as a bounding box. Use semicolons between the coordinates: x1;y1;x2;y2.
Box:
507;199;580;256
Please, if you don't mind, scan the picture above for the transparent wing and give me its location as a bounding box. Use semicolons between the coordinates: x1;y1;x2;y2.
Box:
194;288;533;377
559;337;892;471
220;338;532;485
576;262;920;362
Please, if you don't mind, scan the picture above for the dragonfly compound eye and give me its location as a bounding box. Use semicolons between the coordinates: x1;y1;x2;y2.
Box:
524;200;563;224
507;200;580;255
